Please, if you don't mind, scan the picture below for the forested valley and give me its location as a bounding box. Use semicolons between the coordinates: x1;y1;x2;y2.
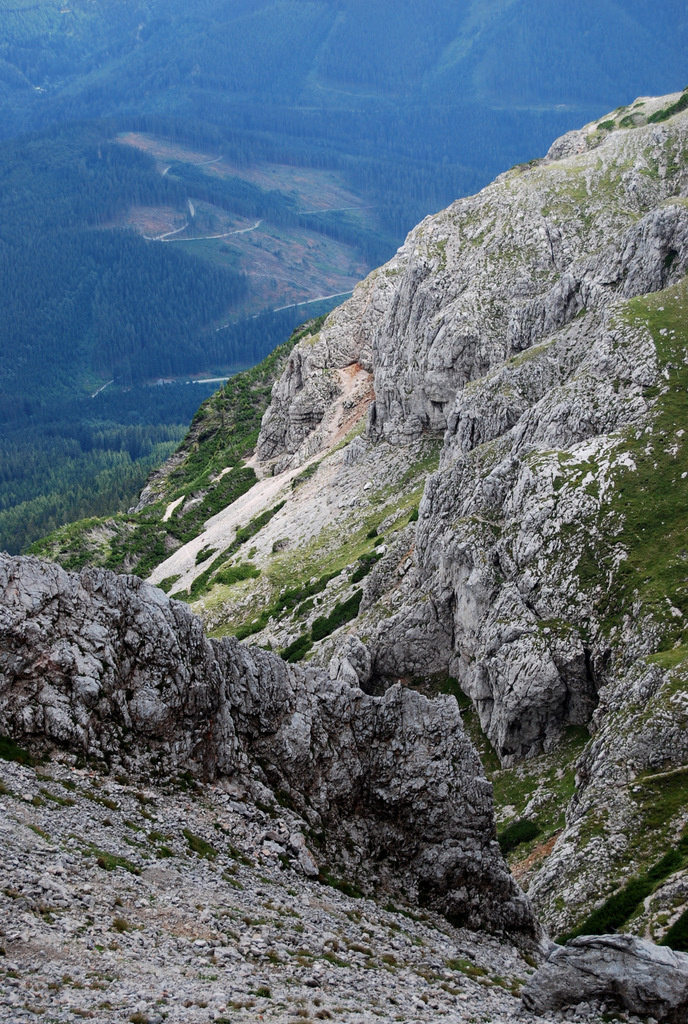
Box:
0;0;686;553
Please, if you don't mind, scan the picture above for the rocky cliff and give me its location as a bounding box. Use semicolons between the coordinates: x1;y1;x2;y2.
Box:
0;552;538;946
238;91;688;942
13;90;688;953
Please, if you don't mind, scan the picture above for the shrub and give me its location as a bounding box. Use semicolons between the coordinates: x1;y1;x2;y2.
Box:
350;550;383;583
497;818;540;855
311;590;362;642
0;735;38;766
560;831;688;942
648;87;688;124
281;634;313;662
212;563;260;587
564;877;653;940
195;546;217;565
661;908;688;952
234;501;285;548
157;574;181;593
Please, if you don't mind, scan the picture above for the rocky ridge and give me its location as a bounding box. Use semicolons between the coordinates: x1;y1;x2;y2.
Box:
236;91;688;940
0;553;537;946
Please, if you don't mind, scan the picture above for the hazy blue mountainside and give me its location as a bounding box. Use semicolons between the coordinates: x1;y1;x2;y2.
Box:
1;0;686;552
1;1;687;234
0;121;369;554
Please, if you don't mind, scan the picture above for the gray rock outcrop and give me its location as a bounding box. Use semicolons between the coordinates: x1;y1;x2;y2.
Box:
0;552;540;945
249;97;688;937
522;935;688;1023
255;107;688;765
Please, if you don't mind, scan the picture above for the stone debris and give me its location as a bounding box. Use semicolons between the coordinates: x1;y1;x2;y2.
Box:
0;754;618;1024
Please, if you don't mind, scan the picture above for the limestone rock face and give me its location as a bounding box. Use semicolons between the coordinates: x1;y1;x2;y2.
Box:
0;553;540;945
257;108;688;760
256;274;379;467
250;99;688;936
522;935;688;1023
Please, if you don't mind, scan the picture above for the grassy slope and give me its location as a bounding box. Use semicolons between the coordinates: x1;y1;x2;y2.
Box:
30;317;326;576
199;443;439;653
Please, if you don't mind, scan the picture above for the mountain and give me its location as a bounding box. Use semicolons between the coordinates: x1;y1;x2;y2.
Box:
4;90;688;1022
2;0;687;554
35;87;688;945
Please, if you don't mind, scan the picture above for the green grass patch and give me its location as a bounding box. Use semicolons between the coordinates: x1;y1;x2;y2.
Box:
491;726;590;842
183;829;217;860
233;501;286;549
319;869;363;899
88;847;141;875
39;788;75;807
447;957;488;979
183;502;284;600
631;768;688;831
235;567;341;640
291;460;322;490
0;735;39;766
107;465;258;580
85;791;119;810
311;590;362;642
212;563;261;587
562;279;688;650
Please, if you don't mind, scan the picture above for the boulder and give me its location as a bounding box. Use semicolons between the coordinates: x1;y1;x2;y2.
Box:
522;934;688;1023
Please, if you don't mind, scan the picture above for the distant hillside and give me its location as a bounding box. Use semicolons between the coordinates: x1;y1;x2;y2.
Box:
2;0;687;551
2;1;687;237
29;317;323;572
